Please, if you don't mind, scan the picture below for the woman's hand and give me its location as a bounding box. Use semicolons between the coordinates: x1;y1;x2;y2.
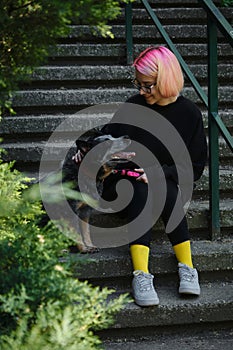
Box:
134;168;148;184
72;150;84;164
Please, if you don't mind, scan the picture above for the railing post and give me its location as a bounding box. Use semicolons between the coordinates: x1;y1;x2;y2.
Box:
125;2;133;65
207;15;220;239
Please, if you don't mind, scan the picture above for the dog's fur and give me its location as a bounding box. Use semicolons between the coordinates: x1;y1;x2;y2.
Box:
41;130;135;253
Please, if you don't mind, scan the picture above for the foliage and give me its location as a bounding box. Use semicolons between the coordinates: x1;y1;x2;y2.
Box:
0;158;130;349
0;0;134;115
221;0;233;6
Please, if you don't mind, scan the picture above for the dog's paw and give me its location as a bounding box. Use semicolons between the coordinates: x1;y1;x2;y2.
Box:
77;243;100;254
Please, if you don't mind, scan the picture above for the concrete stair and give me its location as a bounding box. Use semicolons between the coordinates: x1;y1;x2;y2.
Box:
104;330;233;350
72;239;233;344
0;0;233;345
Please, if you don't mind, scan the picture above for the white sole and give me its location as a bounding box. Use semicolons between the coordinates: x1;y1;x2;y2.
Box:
134;298;160;307
179;288;200;296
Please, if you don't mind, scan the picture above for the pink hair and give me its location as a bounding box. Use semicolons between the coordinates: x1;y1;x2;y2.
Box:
133;46;184;97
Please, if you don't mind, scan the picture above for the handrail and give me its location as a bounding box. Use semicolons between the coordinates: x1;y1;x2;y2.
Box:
125;0;233;239
199;0;233;44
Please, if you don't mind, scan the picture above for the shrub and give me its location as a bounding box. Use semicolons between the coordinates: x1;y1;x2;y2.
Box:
221;0;233;6
0;158;130;349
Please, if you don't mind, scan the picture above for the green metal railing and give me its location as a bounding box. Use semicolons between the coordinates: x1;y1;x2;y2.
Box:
125;0;233;239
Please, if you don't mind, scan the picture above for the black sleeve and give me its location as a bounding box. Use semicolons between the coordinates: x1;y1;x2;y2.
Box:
144;114;207;184
187;113;208;182
160;115;207;183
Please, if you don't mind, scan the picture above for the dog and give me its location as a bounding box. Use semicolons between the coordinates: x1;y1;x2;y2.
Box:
47;130;137;253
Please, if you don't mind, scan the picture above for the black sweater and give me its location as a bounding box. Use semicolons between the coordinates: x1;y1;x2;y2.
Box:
102;94;207;183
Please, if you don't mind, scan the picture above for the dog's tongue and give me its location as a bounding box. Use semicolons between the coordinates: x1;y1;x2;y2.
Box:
111;151;136;160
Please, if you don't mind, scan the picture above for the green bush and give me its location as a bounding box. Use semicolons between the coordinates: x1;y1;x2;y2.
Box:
221;0;233;6
0;158;130;349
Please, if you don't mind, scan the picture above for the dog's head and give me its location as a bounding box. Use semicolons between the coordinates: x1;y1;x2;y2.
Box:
75;132;135;166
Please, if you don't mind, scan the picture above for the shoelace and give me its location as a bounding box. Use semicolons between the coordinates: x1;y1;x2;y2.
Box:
180;268;195;282
137;274;154;291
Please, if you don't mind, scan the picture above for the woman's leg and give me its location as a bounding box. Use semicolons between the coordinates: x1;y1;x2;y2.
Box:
160;178;193;268
102;174;152;273
126;179;153;273
124;178;159;306
160;179;200;295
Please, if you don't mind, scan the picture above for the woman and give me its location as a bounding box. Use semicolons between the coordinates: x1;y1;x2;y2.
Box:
101;46;207;306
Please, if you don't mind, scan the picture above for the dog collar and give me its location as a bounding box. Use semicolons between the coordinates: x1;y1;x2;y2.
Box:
111;169;141;178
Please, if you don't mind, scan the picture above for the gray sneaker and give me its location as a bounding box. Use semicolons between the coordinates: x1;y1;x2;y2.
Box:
178;263;201;295
132;270;159;306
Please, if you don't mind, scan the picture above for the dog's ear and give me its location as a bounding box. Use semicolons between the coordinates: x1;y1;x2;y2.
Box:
90;127;104;137
75;129;104;147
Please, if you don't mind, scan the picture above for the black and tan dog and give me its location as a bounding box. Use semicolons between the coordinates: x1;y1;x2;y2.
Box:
56;130;136;253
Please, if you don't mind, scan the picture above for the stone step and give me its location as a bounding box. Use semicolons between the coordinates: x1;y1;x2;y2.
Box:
112;7;232;24
88;198;233;241
11;86;233;110
1;136;232;163
112;280;232;327
74;240;233;282
28;64;232;85
103;328;233;350
63;25;229;43
2;156;232;200
1;110;232;135
51;43;232;59
0;112;112;135
133;0;221;6
131;7;204;24
49;43;233;64
134;0;208;4
1;137;232;198
195;167;233;195
98;280;233;341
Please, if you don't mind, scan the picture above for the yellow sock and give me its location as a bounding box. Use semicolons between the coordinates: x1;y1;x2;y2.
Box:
173;240;193;268
130;244;149;273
